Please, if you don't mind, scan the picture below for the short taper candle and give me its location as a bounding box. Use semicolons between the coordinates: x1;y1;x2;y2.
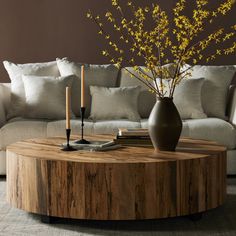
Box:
66;87;71;129
81;65;85;107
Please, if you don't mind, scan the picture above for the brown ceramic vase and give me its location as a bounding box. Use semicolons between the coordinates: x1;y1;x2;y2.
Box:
148;97;182;151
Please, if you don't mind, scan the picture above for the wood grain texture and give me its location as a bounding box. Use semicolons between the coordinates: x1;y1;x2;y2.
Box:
6;135;227;220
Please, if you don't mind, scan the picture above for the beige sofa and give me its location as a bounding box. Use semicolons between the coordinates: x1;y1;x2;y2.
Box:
1;74;236;175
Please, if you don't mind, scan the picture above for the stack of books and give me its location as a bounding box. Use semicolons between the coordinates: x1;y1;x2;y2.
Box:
114;128;153;146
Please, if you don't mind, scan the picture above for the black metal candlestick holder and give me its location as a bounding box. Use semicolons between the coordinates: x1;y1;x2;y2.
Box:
61;128;76;151
75;107;90;144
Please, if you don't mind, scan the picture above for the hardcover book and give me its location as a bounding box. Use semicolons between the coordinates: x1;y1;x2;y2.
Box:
118;128;149;137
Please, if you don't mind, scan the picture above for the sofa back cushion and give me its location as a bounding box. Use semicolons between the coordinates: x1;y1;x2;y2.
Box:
3;60;60;119
188;65;236;119
119;67;156;118
57;58;119;117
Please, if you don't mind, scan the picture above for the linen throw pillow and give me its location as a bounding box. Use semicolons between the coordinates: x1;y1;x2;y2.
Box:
186;65;236;119
22;75;75;120
3;60;60;119
173;78;207;119
56;58;120;117
120;67;156;118
89;86;141;121
155;78;207;119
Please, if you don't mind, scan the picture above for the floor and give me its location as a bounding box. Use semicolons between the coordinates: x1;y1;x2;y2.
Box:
0;177;236;236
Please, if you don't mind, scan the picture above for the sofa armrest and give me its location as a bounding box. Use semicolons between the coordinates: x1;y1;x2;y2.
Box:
228;85;236;126
0;83;11;128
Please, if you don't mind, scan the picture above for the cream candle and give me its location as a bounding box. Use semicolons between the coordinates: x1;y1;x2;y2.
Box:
81;65;85;107
66;87;71;129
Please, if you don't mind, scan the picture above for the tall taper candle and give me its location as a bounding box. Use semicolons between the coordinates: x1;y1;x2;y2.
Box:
81;65;85;107
66;87;71;129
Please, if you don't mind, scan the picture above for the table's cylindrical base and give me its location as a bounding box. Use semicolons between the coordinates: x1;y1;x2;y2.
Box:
7;150;226;220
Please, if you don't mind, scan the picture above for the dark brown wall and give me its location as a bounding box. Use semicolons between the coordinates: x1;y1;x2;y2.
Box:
0;0;235;82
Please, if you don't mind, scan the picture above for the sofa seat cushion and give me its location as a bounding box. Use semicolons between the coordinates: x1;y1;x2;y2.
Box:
0;118;94;150
0;119;47;150
141;118;236;149
140;119;190;137
94;120;141;134
2;117;235;151
46;119;94;137
183;118;236;149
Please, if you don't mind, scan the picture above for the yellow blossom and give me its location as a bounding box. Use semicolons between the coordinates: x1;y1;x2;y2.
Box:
87;0;236;98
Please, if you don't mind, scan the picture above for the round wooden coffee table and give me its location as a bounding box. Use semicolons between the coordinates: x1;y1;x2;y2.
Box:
6;135;226;222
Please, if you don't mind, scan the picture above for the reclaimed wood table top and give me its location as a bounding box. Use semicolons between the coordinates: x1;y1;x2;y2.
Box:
6;135;227;163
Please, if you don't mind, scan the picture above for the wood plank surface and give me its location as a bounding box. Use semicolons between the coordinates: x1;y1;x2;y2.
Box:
6;135;227;220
